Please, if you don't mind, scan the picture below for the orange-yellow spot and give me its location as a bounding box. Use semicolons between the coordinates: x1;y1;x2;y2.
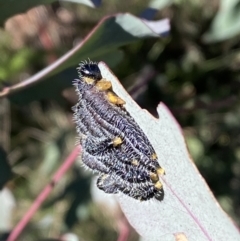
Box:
174;233;188;241
95;79;112;91
157;167;165;176
150;172;159;183
98;174;108;185
107;91;126;105
112;137;123;147
154;181;163;190
151;153;158;160
83;76;95;84
131;159;139;166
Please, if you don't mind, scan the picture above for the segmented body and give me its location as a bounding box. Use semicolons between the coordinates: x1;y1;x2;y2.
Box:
73;60;164;201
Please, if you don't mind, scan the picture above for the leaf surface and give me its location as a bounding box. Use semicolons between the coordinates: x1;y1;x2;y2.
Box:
98;61;240;241
2;14;169;104
203;0;240;43
0;0;99;25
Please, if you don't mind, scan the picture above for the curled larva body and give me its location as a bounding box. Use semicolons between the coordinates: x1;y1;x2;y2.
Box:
73;60;165;201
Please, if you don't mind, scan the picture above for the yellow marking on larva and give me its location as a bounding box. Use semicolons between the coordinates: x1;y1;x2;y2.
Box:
112;137;123;147
95;79;112;91
83;76;95;84
102;174;108;180
150;172;159;183
154;181;163;190
131;159;139;166
151;153;158;160
107;91;126;105
98;174;108;185
157;167;165;176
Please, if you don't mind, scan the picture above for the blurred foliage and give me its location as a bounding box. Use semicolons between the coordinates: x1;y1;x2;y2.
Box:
0;0;240;240
0;147;12;190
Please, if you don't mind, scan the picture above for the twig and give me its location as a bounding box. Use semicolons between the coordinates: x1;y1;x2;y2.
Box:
116;217;130;241
7;145;81;241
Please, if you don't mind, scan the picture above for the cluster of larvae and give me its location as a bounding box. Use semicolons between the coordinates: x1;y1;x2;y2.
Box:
73;60;165;201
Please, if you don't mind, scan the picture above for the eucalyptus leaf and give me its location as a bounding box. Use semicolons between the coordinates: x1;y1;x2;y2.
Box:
98;61;240;241
141;0;174;20
0;0;99;26
62;0;101;7
203;0;240;43
5;14;169;104
0;188;15;231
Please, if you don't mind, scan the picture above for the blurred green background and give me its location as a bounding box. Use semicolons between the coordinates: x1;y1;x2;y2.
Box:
0;0;240;240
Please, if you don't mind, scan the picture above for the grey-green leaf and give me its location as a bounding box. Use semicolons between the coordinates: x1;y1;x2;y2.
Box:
98;61;240;241
6;14;169;104
0;0;99;26
203;0;240;43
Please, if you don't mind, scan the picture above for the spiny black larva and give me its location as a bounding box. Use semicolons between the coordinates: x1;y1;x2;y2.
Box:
72;60;165;201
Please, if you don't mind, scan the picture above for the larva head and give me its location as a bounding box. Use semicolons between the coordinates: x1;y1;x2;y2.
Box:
77;61;102;85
